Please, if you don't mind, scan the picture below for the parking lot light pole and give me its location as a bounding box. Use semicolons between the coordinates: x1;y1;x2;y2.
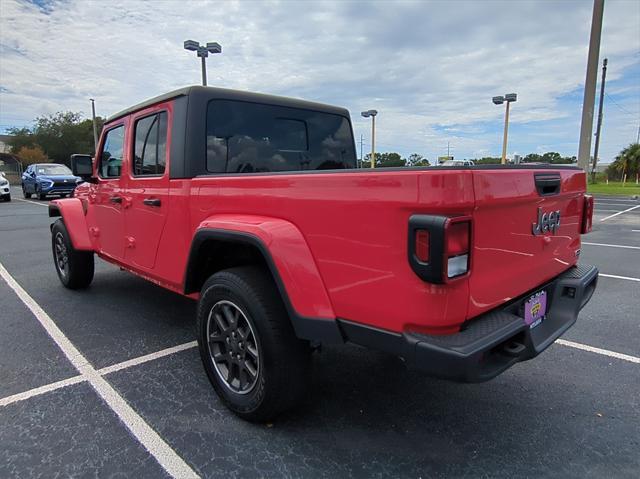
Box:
361;110;378;168
493;93;517;164
89;98;98;154
184;40;222;86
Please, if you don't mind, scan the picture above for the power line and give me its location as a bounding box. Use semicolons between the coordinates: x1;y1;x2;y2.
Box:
604;93;637;116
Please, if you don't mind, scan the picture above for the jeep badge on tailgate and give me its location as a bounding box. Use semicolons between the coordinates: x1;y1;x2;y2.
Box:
532;207;561;235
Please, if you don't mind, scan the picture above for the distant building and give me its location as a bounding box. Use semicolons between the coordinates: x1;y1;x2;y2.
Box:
0;134;13;154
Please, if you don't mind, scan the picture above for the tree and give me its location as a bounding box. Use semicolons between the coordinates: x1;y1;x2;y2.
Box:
407;153;429;167
8;112;104;163
363;152;406;168
610;143;640;181
16;145;50;167
523;153;542;163
475;157;501;164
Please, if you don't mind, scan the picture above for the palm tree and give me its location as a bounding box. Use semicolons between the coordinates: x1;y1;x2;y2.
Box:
611;143;640;182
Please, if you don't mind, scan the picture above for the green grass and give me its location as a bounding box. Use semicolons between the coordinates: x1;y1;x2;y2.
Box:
587;181;640;196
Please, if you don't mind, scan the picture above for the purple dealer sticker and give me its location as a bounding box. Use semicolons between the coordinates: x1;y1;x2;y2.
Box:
524;291;547;329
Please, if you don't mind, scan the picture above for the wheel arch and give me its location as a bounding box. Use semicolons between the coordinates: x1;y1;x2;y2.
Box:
184;220;343;343
48;199;93;251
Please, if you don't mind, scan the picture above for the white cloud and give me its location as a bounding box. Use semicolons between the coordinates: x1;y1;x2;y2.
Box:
0;0;638;162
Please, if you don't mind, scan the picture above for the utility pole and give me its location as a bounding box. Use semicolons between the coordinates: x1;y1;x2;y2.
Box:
447;141;451;158
577;0;605;171
591;58;608;183
90;98;98;154
360;134;364;168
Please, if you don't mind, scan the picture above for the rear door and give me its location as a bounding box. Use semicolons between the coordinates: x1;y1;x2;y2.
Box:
122;103;171;271
468;168;586;318
94;122;127;261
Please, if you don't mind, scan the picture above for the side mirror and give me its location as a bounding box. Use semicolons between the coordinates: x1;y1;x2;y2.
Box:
71;154;94;181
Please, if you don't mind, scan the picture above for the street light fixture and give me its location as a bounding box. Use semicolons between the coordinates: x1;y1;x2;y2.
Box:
183;40;222;86
361;110;378;168
493;93;517;164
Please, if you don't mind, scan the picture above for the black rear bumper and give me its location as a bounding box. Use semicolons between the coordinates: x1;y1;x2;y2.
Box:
339;264;598;383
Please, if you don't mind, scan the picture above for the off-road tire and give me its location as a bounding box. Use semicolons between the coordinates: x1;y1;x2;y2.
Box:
197;266;311;422
51;219;94;289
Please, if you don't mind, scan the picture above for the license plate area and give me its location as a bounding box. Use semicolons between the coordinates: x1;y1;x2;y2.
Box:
523;290;547;329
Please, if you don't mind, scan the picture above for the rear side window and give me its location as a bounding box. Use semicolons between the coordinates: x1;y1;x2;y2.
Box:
133;112;167;176
206;100;356;173
99;125;125;178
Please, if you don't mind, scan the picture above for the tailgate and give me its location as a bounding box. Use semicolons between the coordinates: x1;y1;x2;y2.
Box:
468;168;586;319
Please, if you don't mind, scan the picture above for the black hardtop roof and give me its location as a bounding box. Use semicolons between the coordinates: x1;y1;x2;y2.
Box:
106;86;350;123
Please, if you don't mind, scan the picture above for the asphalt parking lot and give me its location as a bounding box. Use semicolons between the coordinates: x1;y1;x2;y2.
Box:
1;186;638;478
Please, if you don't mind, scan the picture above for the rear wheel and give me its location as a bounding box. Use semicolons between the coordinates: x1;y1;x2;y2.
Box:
197;266;311;422
51;219;94;289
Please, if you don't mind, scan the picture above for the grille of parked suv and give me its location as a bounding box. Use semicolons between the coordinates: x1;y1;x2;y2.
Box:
53;180;73;187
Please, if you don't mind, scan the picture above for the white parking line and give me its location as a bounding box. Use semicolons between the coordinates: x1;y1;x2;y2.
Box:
98;341;197;376
600;273;640;282
0;375;85;407
556;340;640;364
0;261;199;479
582;242;640;250
14;198;48;207
600;204;640;221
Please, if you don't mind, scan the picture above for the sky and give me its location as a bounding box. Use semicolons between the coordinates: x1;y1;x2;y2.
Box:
0;0;638;163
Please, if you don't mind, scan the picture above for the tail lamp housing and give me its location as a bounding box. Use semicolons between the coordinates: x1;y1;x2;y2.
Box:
408;215;472;284
581;194;594;234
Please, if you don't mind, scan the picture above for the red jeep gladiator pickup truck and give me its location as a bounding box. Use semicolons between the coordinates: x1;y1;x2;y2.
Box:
49;86;598;421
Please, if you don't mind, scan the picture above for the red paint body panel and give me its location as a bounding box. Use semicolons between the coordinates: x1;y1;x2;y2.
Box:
64;95;590;338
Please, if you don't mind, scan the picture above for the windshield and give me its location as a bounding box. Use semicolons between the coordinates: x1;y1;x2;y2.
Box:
36;164;73;176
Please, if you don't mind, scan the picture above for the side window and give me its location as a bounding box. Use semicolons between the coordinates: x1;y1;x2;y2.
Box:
99;125;125;178
206;100;356;173
133;112;167;176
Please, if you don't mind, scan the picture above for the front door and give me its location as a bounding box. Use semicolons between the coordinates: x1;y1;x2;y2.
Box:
93;122;127;261
123;106;170;271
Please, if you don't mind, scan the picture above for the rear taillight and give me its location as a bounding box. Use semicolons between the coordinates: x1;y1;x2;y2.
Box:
581;194;594;234
408;215;472;283
445;220;471;279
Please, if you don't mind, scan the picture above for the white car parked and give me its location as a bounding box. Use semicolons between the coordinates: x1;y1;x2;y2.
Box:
1;172;11;202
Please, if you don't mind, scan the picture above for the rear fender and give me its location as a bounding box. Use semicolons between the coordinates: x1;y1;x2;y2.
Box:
186;214;342;343
48;199;93;251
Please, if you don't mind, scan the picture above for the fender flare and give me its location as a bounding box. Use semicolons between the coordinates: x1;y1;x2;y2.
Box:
184;215;343;343
48;199;93;251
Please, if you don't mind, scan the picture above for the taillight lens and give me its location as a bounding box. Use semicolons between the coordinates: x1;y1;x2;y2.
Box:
446;220;470;278
415;230;430;262
581;194;594;234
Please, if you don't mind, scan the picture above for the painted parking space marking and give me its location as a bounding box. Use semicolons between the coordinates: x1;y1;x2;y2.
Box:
0;375;85;407
0;340;198;407
98;341;197;376
556;339;640;364
0;261;199;479
14;198;49;207
582;242;640;250
600;273;640;282
600;204;640;221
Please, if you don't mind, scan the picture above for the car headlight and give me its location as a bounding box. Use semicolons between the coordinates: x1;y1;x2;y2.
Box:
0;179;8;186
40;180;53;188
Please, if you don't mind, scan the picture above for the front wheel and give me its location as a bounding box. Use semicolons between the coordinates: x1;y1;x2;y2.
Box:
22;186;31;199
197;266;311;422
51;219;94;289
1;194;9;202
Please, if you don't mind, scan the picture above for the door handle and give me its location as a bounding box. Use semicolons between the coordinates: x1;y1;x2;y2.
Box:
143;198;161;207
109;196;123;204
